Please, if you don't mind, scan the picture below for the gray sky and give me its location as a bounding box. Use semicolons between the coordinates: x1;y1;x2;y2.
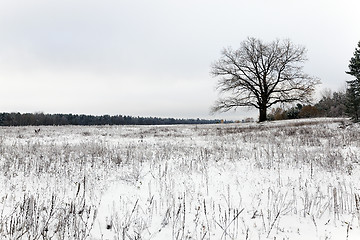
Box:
0;0;359;120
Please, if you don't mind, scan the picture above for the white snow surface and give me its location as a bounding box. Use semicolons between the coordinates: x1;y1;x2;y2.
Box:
1;118;360;239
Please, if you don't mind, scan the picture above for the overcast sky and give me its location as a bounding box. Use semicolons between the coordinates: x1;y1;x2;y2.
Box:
0;0;359;120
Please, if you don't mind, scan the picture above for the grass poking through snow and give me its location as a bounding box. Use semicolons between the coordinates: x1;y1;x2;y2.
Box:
0;118;360;239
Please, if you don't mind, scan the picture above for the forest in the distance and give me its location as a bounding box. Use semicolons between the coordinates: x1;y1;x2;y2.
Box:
0;112;225;126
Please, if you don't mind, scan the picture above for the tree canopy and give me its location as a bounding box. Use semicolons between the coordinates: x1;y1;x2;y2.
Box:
211;37;320;122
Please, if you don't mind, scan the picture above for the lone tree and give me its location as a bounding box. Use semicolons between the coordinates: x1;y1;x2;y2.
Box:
211;37;320;122
345;41;360;122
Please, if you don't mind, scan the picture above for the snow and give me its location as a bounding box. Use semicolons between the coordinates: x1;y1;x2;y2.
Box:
1;118;360;239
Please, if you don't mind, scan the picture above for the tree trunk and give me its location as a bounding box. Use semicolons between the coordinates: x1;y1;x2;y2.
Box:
259;107;267;122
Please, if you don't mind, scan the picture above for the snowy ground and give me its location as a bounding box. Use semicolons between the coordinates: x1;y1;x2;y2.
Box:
1;118;360;239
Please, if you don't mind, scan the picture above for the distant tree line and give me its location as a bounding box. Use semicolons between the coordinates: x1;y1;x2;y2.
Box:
0;113;226;126
267;89;347;121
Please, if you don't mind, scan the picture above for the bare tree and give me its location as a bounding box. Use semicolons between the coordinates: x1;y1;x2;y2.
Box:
211;37;320;122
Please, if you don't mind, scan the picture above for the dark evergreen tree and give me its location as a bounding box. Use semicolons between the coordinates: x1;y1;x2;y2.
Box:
346;41;360;121
347;41;360;80
346;83;360;121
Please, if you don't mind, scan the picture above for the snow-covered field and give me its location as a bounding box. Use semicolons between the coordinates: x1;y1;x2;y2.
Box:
1;118;360;239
